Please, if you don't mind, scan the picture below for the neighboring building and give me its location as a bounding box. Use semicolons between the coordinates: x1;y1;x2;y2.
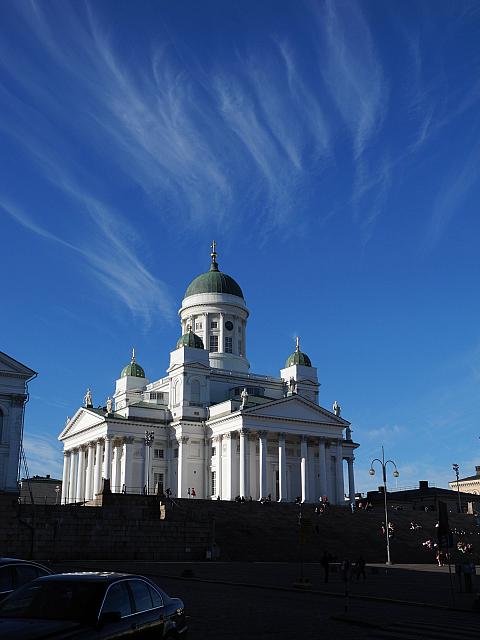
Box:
449;466;480;495
20;474;62;504
0;352;36;493
367;480;478;512
59;244;359;505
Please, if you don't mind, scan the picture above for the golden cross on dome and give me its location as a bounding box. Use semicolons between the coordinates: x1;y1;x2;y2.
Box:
211;239;218;262
131;347;136;362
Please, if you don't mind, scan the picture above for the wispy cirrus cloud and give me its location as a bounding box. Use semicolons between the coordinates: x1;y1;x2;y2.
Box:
0;197;173;327
22;432;63;479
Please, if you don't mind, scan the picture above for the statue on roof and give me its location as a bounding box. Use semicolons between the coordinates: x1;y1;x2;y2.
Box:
240;387;249;409
84;388;93;408
106;397;113;415
288;377;297;394
333;400;341;417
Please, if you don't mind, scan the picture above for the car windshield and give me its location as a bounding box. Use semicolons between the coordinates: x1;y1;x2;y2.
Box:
0;579;105;622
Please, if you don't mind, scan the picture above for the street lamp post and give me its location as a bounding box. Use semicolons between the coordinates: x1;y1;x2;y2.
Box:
452;463;461;513
144;430;155;495
55;485;60;505
369;446;400;565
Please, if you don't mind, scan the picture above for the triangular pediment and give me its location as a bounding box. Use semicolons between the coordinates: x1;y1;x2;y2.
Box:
243;395;350;426
58;407;105;440
0;352;36;378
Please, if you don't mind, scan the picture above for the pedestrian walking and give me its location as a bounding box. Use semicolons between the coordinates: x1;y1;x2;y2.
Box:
187;488;191;498
191;487;196;498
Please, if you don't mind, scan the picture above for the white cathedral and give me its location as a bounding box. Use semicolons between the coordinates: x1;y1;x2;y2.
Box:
59;244;359;505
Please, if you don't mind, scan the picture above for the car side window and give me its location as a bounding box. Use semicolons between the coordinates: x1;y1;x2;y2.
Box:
148;585;163;608
0;566;13;592
102;581;133;618
15;565;39;587
129;580;153;613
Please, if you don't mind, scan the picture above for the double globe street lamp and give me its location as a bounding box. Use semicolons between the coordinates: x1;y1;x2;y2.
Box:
369;446;400;565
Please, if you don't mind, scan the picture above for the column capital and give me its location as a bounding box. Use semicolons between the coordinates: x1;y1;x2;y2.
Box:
179;436;189;444
239;428;250;436
11;394;27;407
87;441;96;448
124;436;135;445
257;430;268;439
278;432;286;441
212;434;223;443
224;431;237;440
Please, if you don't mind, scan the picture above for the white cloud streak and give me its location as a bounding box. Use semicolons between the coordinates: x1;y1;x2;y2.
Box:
23;432;63;479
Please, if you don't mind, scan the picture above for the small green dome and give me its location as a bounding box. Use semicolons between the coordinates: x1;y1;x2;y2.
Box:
184;242;244;299
121;349;146;378
285;337;312;368
176;328;205;350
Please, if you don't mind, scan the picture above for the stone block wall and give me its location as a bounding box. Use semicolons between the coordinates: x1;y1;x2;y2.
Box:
0;494;213;562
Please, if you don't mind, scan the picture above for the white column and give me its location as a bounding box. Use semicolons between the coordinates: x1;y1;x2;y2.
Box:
144;440;151;493
61;451;71;505
223;432;234;500
75;446;86;502
258;431;267;500
112;442;122;493
177;436;188;498
239;428;248;499
103;435;112;481
318;439;328;499
336;440;345;505
278;433;287;502
300;436;309;503
68;449;78;503
216;435;223;499
204;312;209;350
219;312;225;353
249;434;257;499
166;439;173;494
93;439;103;497
121;437;134;493
347;456;355;503
85;442;95;501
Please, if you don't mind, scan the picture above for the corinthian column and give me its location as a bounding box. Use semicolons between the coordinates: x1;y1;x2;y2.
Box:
93;439;103;497
177;436;189;498
318;439;328;499
68;449;78;503
84;442;95;501
239;428;249;499
103;435;112;480
300;436;309;503
61;451;71;505
278;433;287;502
336;440;345;505
347;456;355;504
75;446;86;502
258;431;267;500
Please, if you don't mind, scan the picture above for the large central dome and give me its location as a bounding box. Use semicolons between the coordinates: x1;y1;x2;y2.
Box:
184;243;244;299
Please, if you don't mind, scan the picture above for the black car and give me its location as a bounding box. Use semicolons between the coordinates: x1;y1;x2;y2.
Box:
0;558;52;602
0;572;187;639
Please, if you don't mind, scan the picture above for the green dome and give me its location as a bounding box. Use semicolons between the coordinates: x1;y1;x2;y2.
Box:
176;328;205;350
121;349;146;378
285;338;312;368
184;243;244;299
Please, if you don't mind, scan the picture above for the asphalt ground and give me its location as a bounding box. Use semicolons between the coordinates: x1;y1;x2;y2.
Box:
54;561;480;639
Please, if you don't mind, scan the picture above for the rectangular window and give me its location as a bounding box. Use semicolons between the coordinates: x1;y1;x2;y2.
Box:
211;471;216;496
211;446;216;456
195;322;202;330
225;337;233;353
174;448;178;458
150;392;158;400
153;472;164;494
209;335;219;352
238;340;242;355
153;448;164;459
211;321;218;329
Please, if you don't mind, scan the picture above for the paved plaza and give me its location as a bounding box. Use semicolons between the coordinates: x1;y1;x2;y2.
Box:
55;560;480;639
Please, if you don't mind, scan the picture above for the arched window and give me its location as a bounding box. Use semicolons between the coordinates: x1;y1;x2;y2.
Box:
191;379;200;404
173;379;181;405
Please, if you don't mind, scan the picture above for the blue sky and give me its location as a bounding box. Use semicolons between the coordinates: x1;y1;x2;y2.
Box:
1;0;479;492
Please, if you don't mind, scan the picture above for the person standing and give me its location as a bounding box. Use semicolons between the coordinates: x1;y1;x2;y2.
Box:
187;488;191;498
191;487;196;498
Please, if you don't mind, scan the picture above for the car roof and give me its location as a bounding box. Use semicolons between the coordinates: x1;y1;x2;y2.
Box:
36;572;149;583
0;558;50;568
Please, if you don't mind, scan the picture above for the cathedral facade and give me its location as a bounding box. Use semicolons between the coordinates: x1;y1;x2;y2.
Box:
59;245;358;505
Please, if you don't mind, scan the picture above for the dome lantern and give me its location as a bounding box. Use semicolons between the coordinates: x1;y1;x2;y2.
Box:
176;326;205;350
285;337;312;368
